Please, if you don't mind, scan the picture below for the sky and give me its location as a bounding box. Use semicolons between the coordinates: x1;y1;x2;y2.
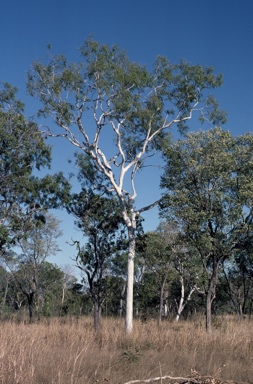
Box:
1;0;253;275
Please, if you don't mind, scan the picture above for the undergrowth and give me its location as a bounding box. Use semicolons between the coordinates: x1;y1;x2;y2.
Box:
0;315;252;383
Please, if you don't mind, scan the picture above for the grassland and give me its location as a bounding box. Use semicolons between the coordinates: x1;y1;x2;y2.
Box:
0;315;252;383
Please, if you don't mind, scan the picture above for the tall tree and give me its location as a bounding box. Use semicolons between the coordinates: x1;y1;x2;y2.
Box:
161;127;253;331
27;39;225;332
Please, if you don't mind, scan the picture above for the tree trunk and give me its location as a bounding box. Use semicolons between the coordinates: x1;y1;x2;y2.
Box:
1;277;9;310
135;291;139;318
206;290;212;332
159;275;168;325
205;258;219;332
175;279;196;322
27;293;34;323
61;281;66;305
125;227;136;334
175;275;185;322
119;283;126;318
164;300;169;318
94;300;102;332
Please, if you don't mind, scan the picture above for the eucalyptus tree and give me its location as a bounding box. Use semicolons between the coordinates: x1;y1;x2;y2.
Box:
60;265;78;308
171;245;200;322
0;83;70;320
142;221;199;322
141;224;173;323
161;127;253;331
0;263;13;312
0;83;50;251
37;262;66;317
11;213;62;322
223;249;253;318
0;83;70;256
27;39;225;332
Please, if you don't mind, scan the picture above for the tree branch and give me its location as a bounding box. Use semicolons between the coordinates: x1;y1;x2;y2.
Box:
136;199;161;215
123;374;197;384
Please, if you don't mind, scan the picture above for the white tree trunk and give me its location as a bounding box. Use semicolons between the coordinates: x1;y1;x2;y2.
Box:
175;273;196;322
125;227;136;334
175;275;185;322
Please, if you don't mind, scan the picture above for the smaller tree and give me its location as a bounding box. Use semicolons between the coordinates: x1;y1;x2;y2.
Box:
161;128;253;331
0;82;71;277
171;244;200;322
0;83;50;254
0;262;13;314
37;262;66;317
10;213;62;321
60;265;78;308
142;225;172;323
109;252;128;318
223;248;253;318
142;221;199;322
68;188;127;331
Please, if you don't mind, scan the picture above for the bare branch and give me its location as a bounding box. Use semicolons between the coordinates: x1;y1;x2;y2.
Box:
136;199;161;215
123;374;197;384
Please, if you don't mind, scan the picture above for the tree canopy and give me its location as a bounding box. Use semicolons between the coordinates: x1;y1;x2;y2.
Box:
0;83;70;253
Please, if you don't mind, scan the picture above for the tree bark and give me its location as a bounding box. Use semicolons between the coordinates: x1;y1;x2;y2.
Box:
158;274;168;325
27;293;34;323
119;283;126;318
125;226;136;334
205;258;219;332
206;290;212;332
175;275;185;322
1;277;10;310
94;300;102;332
175;280;196;322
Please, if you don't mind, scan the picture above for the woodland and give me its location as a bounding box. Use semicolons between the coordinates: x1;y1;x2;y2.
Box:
0;39;253;345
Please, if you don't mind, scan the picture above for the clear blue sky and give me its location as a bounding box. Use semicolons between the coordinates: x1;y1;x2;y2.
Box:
1;0;253;272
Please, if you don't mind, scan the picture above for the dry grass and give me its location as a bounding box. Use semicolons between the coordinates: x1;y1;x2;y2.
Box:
0;315;252;384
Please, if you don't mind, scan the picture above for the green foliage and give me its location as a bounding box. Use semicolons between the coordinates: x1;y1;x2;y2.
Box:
135;272;160;316
0;83;51;172
161;127;253;262
17;213;62;264
0;83;71;252
69;190;127;298
0;84;51;223
27;38;225;170
161;128;253;328
6;214;63;321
